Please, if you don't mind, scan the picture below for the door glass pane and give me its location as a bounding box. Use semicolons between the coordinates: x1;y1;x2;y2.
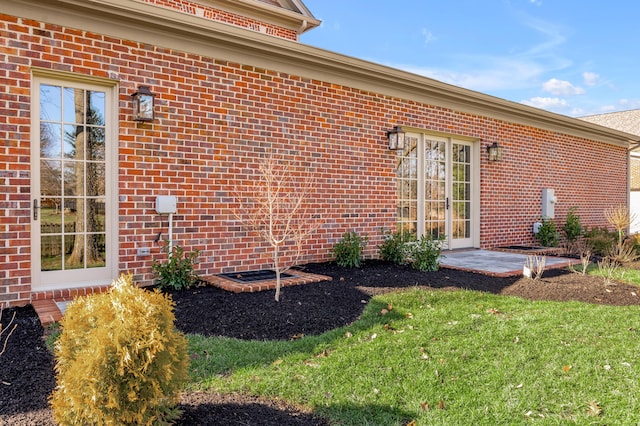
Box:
41;201;62;233
38;83;108;273
63;87;84;123
89;91;106;125
88;129;105;161
452;143;471;240
40;85;62;121
88;198;106;232
87;163;105;196
41;160;62;196
41;235;63;271
40;123;62;158
65;234;84;270
64;124;80;158
66;199;83;233
88;234;106;268
64;162;83;196
425;139;446;240
397;137;418;235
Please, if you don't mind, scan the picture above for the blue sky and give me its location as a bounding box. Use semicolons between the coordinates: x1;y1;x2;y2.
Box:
300;1;640;118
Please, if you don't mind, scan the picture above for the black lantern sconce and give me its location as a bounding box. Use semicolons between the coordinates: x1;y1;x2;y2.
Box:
386;126;406;150
486;142;503;162
131;85;155;122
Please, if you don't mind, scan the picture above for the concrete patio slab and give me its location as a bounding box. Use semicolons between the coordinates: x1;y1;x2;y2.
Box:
440;249;581;277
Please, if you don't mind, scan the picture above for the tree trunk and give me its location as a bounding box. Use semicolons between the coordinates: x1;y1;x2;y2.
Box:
274;243;281;302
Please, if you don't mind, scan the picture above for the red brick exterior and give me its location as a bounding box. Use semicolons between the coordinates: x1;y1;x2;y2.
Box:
0;7;628;307
140;0;299;40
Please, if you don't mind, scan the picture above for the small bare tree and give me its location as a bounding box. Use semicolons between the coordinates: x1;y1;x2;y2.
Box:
233;154;322;301
604;205;639;264
523;255;546;281
598;257;619;286
568;238;592;275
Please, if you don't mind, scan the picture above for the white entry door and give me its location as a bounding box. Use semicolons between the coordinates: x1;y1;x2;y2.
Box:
396;133;478;249
31;75;118;291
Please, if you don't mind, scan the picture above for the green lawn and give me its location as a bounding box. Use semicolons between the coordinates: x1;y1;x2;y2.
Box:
187;289;640;425
585;263;640;286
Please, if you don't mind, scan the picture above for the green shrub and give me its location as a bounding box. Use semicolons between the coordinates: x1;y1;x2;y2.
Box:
152;243;199;290
50;274;190;425
562;207;583;243
535;218;560;247
584;226;617;257
333;231;368;268
378;229;415;265
409;234;445;271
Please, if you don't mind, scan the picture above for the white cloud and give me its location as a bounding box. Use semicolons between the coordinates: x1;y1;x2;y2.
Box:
542;78;585;95
583;72;600;87
600;105;618;112
521;96;568;109
394;13;572;94
421;28;436;45
402;60;543;92
618;99;640;109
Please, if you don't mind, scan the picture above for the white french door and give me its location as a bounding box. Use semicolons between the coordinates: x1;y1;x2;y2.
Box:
31;75;118;290
396;133;478;249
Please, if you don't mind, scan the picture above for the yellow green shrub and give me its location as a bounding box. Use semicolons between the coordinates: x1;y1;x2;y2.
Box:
50;274;190;425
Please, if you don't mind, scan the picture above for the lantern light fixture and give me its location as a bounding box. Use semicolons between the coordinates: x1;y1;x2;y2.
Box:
486;142;503;162
386;125;406;150
131;85;155;122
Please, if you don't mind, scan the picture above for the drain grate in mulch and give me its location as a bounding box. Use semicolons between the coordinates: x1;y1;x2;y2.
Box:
219;270;297;283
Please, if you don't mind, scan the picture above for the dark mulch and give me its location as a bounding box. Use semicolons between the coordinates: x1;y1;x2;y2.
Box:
2;260;640;424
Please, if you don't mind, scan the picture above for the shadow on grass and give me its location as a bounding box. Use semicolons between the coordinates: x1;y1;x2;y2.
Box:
177;395;414;426
187;298;403;377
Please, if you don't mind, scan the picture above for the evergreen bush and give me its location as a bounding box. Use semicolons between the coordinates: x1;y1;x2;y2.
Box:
409;234;445;271
50;274;190;425
562;207;583;243
584;226;617;257
535;218;560;247
152;243;199;290
333;231;368;268
378;229;415;265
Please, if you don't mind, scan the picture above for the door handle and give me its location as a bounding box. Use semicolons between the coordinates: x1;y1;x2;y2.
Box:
446;197;450;210
33;199;39;220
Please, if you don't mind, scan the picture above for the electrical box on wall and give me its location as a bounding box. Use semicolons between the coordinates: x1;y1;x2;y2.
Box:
541;188;556;219
155;195;177;214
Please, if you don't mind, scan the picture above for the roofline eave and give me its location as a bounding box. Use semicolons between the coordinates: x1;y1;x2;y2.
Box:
5;0;636;147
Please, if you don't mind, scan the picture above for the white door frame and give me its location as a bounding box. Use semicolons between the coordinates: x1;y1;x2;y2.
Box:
402;132;479;249
30;72;119;291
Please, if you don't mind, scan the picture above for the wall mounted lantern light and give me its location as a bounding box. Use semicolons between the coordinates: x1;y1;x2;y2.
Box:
386;125;406;150
131;85;155;122
486;142;503;162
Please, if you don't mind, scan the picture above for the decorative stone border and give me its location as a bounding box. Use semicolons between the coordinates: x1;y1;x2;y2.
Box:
204;270;332;293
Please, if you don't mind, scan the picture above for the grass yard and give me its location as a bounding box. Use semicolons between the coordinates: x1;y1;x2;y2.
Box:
188;288;640;425
585;263;640;286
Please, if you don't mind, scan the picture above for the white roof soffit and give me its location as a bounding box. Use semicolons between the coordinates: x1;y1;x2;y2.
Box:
8;0;637;148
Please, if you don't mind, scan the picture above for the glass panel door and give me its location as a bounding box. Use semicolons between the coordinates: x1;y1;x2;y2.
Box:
450;142;473;249
397;136;418;235
424;138;446;240
396;134;476;250
32;78;116;290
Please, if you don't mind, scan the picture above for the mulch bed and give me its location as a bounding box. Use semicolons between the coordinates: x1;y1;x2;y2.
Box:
2;260;639;424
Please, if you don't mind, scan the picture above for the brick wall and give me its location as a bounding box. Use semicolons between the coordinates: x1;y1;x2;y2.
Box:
140;0;299;40
0;12;628;306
